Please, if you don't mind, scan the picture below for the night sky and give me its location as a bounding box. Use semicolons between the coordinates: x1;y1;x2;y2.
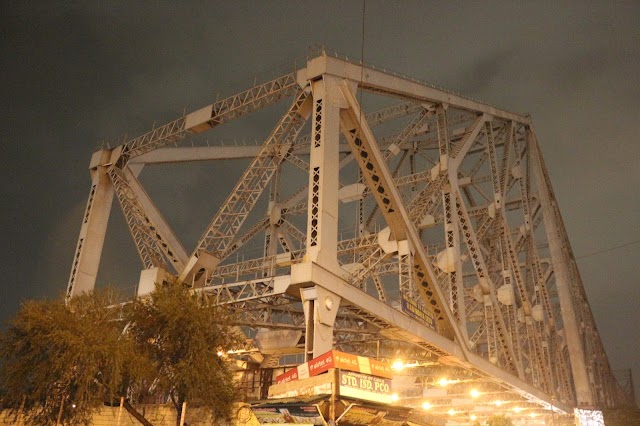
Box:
3;1;639;399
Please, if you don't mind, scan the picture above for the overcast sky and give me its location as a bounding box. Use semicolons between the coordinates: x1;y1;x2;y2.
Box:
3;1;639;398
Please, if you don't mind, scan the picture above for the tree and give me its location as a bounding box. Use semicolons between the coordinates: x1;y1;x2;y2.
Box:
1;284;242;426
486;414;514;426
127;283;242;426
0;288;136;425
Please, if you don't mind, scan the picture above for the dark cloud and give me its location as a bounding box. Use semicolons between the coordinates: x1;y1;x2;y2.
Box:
3;0;639;397
454;48;517;95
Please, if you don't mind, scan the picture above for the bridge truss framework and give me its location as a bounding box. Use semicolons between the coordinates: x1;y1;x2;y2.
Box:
67;50;629;423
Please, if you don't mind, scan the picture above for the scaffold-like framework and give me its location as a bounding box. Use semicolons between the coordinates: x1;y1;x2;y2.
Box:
67;49;631;423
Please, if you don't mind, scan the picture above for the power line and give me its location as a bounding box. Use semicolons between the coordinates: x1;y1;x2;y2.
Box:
358;0;366;111
575;240;640;260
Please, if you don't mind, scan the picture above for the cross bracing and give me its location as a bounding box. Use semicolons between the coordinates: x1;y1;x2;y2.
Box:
67;49;631;422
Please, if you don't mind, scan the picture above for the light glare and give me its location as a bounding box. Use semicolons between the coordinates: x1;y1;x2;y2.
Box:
391;360;405;371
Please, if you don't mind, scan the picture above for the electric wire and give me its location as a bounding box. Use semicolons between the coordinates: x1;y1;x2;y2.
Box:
358;0;366;112
575;239;640;260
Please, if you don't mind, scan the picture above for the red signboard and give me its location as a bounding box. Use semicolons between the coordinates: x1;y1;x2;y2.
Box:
308;350;335;376
275;367;299;384
276;350;393;384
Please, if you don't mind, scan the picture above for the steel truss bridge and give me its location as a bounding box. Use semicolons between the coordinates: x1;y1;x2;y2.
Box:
67;50;631;424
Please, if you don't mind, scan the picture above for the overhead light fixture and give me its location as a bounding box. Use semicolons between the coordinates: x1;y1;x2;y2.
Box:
391;393;399;402
421;402;432;410
470;414;477;421
494;400;503;406
391;360;405;371
448;409;456;416
470;388;480;398
514;407;522;413
438;377;449;387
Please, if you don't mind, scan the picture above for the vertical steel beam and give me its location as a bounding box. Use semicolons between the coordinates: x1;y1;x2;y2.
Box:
442;114;485;346
442;188;467;338
66;150;115;300
398;239;416;299
304;76;343;270
300;76;345;360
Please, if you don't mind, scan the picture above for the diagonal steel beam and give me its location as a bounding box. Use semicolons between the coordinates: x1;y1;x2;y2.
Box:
220;218;271;261
108;166;171;271
338;81;461;340
452;189;523;377
121;166;188;271
530;130;595;406
180;90;312;285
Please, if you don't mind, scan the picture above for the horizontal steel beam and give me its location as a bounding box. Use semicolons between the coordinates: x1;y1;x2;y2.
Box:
304;55;531;124
130;144;353;165
290;261;572;413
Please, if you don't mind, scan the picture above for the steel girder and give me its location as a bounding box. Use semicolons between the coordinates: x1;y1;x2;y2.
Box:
115;72;300;166
68;51;626;420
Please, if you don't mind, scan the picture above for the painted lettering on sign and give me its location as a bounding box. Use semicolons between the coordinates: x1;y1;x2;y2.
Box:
275;367;299;384
401;295;436;329
274;350;393;384
308;351;333;375
338;370;393;404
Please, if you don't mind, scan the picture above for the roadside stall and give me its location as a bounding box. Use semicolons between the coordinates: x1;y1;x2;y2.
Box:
247;350;438;426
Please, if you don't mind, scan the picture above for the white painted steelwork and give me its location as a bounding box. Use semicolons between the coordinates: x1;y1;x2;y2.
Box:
67;50;628;422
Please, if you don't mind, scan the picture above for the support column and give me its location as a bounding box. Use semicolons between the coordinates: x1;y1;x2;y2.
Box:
66;150;115;300
530;130;593;406
300;76;346;360
301;286;341;360
304;76;344;271
264;169;281;277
